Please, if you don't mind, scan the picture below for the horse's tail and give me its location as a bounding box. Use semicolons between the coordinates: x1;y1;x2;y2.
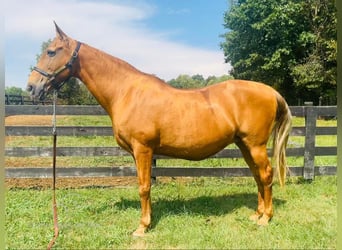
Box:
272;94;292;187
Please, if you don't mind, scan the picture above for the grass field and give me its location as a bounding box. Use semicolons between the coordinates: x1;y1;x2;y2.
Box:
5;115;337;249
6;176;336;249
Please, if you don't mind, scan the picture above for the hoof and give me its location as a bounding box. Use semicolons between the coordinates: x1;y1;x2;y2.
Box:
257;214;271;226
132;226;146;237
249;213;261;222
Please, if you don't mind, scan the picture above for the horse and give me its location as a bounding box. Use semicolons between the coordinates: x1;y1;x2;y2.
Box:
27;22;292;237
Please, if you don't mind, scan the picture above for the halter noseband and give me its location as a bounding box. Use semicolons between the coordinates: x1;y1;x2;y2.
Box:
33;41;82;90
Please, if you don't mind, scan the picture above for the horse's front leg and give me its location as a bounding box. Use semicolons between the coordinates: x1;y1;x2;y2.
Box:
132;144;153;237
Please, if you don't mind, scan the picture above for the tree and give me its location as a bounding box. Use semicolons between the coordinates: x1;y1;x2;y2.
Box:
168;74;206;89
221;0;336;105
167;74;233;89
290;0;337;105
58;79;98;105
5;86;28;96
206;75;234;85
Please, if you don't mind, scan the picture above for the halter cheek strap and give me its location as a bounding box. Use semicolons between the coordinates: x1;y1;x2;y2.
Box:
33;41;82;90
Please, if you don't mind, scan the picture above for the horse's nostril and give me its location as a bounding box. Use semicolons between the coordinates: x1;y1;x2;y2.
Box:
27;84;34;92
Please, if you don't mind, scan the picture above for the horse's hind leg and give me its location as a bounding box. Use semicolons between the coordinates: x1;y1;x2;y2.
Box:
236;141;273;225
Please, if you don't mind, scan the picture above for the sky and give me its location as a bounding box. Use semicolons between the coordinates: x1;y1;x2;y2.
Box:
4;0;231;90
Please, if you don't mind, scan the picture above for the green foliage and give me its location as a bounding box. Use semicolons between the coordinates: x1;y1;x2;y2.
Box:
167;74;233;89
221;0;336;105
57;79;98;105
5;86;28;96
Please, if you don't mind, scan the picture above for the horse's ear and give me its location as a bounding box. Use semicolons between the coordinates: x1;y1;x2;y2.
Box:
54;21;68;40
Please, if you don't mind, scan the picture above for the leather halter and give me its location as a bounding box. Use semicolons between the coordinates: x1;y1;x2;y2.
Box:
33;41;82;90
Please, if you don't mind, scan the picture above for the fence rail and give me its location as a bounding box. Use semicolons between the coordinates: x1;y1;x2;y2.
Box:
5;94;52;106
5;105;337;180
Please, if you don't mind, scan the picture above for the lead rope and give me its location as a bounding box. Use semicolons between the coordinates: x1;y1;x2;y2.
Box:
47;90;59;250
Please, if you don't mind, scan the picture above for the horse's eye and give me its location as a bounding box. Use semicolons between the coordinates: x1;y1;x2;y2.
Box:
47;50;56;57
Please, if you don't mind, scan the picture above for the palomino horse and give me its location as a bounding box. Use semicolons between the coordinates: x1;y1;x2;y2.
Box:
27;23;292;236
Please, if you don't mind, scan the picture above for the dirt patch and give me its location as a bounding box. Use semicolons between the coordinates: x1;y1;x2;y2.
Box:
5;115;66;126
5;177;189;189
5;177;139;189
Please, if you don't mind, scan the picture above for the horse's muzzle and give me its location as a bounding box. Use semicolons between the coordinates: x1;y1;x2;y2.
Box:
27;83;48;101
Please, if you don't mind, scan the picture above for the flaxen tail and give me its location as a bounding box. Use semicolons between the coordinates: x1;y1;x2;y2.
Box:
272;94;292;186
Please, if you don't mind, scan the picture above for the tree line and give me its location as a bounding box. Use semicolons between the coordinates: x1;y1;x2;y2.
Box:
7;0;336;106
221;0;336;105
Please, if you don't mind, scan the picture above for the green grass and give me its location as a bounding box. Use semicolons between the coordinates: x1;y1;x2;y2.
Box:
6;176;336;249
57;115;112;126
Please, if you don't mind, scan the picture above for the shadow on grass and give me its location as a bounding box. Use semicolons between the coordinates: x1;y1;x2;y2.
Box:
115;193;286;230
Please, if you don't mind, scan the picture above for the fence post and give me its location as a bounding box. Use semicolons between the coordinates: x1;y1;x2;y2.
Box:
151;158;157;184
303;106;317;180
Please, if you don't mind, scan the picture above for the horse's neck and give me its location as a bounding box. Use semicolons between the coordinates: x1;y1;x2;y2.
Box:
74;43;145;114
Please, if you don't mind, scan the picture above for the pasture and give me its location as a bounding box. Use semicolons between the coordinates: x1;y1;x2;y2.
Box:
5;113;337;249
6;176;337;249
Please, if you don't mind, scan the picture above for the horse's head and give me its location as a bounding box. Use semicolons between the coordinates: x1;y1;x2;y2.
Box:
27;22;81;100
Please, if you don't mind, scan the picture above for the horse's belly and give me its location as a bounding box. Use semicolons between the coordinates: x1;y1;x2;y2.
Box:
155;132;234;161
155;109;236;160
155;143;229;160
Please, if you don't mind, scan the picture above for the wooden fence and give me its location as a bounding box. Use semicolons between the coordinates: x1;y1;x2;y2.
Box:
5;105;337;180
5;94;52;105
